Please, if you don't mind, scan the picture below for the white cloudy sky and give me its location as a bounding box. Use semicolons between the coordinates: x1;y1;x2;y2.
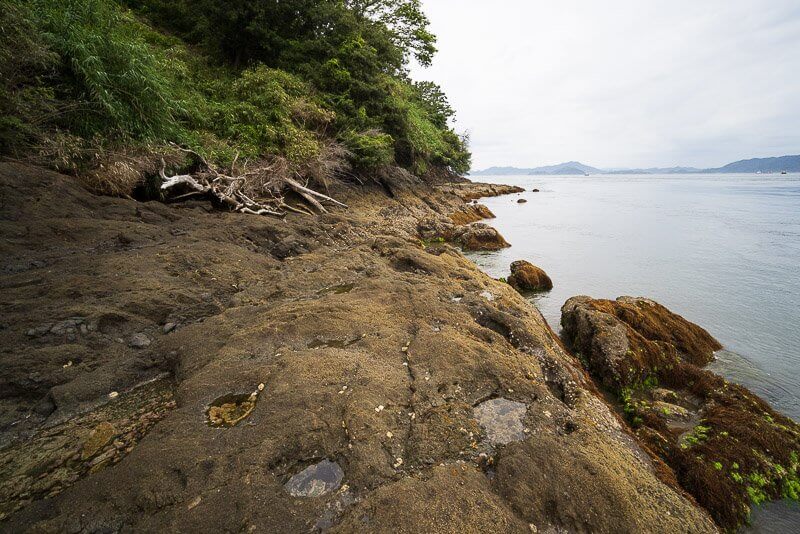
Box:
409;0;800;170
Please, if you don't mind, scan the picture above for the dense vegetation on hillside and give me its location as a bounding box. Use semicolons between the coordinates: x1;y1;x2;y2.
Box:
0;0;470;192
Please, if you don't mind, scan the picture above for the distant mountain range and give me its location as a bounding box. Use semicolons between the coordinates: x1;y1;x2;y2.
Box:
470;155;800;176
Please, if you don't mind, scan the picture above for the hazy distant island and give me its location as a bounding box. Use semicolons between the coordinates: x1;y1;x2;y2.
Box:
471;154;800;176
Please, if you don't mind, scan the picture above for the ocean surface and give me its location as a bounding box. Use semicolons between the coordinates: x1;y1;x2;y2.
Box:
465;173;800;532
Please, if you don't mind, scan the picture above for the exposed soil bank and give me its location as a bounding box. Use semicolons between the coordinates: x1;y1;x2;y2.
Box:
0;163;717;532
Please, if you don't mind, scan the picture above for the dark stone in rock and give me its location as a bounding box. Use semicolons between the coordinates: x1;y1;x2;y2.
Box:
33;395;56;417
284;460;344;497
516;198;527;203
531;188;540;192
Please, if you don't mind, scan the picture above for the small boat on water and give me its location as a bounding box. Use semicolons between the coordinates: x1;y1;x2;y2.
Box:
756;170;762;174
781;170;788;174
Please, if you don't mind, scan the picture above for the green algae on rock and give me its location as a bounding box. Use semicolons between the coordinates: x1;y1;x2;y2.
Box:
561;295;800;530
206;386;263;428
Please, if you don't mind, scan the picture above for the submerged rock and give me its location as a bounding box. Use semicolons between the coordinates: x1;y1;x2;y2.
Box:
284;459;344;497
507;260;553;292
560;295;800;530
473;398;527;445
206;390;259;427
81;422;116;460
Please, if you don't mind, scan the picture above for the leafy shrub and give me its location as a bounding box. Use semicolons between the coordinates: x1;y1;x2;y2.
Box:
0;0;188;165
3;0;472;179
207;66;334;162
34;0;183;139
343;130;395;168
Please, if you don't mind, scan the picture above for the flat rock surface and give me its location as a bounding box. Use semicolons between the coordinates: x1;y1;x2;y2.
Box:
0;163;717;532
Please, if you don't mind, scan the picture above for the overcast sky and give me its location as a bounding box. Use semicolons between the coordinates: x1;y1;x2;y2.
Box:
409;1;800;170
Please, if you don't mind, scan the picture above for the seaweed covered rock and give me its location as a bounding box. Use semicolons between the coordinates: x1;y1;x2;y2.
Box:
507;260;553;292
560;296;800;530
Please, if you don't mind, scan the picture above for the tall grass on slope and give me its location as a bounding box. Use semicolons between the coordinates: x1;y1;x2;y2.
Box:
1;0;184;160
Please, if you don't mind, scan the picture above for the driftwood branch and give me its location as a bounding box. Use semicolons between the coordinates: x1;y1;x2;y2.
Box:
157;151;348;218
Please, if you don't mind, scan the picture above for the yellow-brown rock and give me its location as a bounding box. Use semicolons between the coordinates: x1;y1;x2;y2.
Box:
81;422;116;460
507;260;553;291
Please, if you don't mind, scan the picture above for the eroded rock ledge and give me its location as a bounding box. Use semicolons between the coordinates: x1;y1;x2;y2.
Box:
561;296;800;530
1;165;716;533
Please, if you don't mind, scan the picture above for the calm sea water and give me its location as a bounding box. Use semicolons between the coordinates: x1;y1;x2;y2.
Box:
465;173;800;531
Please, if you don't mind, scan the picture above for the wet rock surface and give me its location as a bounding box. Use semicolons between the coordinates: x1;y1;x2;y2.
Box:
561;295;800;530
206;389;260;428
473;398;528;445
0;377;174;520
0;165;717;533
507;260;553;292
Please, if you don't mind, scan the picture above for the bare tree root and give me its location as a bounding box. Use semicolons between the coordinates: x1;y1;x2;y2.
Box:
158;147;348;217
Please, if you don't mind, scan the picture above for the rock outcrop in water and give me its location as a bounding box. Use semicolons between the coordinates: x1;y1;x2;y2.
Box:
0;163;718;532
507;260;553;292
418;213;510;252
449;203;495;225
561;296;800;530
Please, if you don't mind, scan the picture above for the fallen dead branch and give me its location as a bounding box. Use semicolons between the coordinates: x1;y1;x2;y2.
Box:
159;146;349;217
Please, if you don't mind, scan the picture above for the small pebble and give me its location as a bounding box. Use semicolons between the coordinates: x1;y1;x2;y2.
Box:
187;496;202;510
375;405;384;413
129;333;151;348
108;391;119;399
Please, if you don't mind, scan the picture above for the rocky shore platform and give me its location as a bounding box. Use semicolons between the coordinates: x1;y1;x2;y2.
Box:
0;162;793;532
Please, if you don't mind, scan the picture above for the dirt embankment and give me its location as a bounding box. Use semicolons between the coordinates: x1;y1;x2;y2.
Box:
0;163;716;532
